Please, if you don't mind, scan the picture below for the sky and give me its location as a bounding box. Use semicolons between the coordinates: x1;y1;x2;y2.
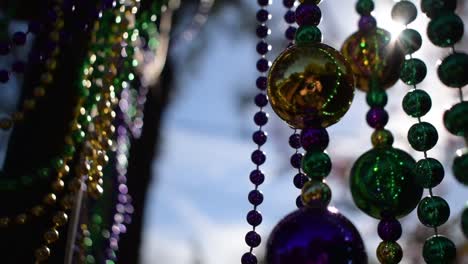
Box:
140;1;468;264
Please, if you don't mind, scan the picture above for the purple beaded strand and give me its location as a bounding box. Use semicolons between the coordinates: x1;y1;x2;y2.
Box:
242;1;271;264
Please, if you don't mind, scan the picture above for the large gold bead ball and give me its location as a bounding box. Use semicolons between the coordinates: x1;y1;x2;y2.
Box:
268;43;355;128
341;28;404;91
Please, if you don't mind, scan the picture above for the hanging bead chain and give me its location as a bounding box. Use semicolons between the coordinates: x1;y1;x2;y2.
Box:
420;0;468;242
241;1;271;264
0;0;66;130
391;1;456;263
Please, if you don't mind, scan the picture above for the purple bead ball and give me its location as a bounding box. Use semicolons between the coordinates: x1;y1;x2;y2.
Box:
250;170;265;185
300;127;329;151
266;208;367;264
295;4;322;26
290;153;303;169
378;218;402;241
285;26;297;41
359;15;377;32
241;252;257;264
366;108;389;129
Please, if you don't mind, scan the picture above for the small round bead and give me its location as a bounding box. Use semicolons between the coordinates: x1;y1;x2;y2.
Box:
252;130;267;146
251;150;266;165
289;133;301;149
0;69;10;83
295;3;321;26
398;28;422;54
371;129;394;148
407;122;438;151
44;228;59;244
256;41;270;55
13;32;27;45
427;13;464;47
300;127;329;151
241;252;257;264
0;217;10;227
0;118;13;130
301;180;331;208
290;153;303;169
248;190;264;206
52;211;68;227
257;0;269;6
418;196;450;227
414;158;445;188
423;235;456;264
366;87;388;107
283;0;295;7
250;170;265;185
378;218;402;241
421;0;457;18
256;25;270;38
256;58;269;72
247;210;262;226
356;0;374;15
0;42;10;55
301;151;331;180
391;1;417;25
35;246;51;261
295;25;322;44
296;195;304;208
359;15;377;32
293;173;309;189
284;10;295;24
402;89;432;118
254;111;268;126
254;93;268;108
366;108;389;129
256;9;270;23
444;102;468;136
245;231;261;247
438;52;468;88
453;150;468;185
377;241;403;264
256;76;267;90
285;26;297;41
400;58;427;85
462;206;468;238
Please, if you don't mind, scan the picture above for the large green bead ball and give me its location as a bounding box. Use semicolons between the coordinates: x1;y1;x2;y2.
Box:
453;149;468;185
427;13;464;47
402;89;432;118
350;147;423;219
268;43;355;128
444;102;468;136
407;122;438;152
438;52;468;88
417;196;450;228
421;0;456;18
422;235;456;264
301;151;331;180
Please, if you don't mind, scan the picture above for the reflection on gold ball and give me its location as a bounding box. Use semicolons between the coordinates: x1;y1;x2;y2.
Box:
268;43;355;128
341;28;404;91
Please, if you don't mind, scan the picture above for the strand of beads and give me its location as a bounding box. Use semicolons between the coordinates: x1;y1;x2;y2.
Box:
0;0;66;130
342;1;423;263
420;0;468;243
241;1;271;264
391;1;456;263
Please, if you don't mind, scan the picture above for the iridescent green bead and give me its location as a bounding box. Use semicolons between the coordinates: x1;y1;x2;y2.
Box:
301;180;331;208
51;158;64;171
438;53;468;88
402;89;431;118
417;196;450;228
453;149;468;185
295;26;322;44
350;147;423;219
38;168;50;179
427;13;463;47
371;129;394;148
443;102;468;136
414;158;444;188
63;144;75;157
422;235;456;264
421;0;457;18
356;0;374;15
366;87;388;107
72;129;85;144
407;122;438;152
400;58;427;85
376;241;403;264
397;28;422;54
462;206;468;238
391;1;417;25
302;151;331;180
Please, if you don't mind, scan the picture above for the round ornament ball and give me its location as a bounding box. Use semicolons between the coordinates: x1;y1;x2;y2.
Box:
268;43;355;128
266;207;367;264
341;28;404;91
350;147;423;219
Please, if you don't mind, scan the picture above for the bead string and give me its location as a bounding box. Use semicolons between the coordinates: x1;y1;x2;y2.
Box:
241;1;271;263
0;0;66;130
